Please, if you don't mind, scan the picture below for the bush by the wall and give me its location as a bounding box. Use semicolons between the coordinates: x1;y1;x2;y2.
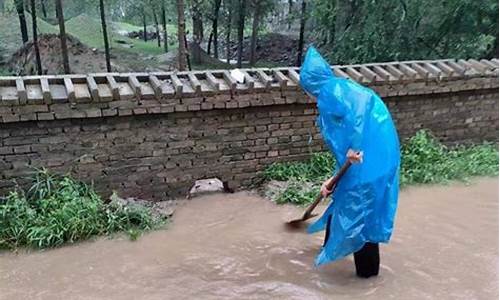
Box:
263;130;499;205
0;170;166;250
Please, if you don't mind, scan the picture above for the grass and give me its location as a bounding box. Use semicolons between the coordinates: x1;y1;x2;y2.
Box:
65;14;170;56
262;130;499;205
113;21;145;33
0;169;166;250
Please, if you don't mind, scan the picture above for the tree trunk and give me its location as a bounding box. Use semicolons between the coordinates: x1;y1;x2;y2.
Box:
288;0;293;30
0;0;4;13
296;0;306;66
191;1;203;64
15;0;29;44
142;9;148;42
161;1;168;52
152;9;161;47
212;0;222;59
249;4;260;66
207;31;213;55
225;0;232;64
99;0;111;72
176;0;187;71
55;0;70;73
40;0;47;18
183;34;191;70
334;0;355;45
30;0;42;75
236;0;246;67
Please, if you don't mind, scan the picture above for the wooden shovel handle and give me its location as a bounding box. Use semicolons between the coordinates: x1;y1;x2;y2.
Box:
301;160;352;219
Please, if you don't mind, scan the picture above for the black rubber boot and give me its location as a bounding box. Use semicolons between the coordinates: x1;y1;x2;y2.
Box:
353;242;380;278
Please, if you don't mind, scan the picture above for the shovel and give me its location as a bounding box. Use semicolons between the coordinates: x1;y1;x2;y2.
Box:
285;160;352;229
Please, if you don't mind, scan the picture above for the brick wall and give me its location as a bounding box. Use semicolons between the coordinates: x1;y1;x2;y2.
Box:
0;59;498;199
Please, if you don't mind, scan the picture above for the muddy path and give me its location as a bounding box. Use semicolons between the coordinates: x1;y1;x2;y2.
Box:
0;178;498;300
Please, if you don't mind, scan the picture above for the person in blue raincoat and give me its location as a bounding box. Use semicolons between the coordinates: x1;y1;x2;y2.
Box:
299;46;400;278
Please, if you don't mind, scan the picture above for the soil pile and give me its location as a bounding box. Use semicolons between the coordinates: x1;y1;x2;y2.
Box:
221;33;299;66
7;33;108;75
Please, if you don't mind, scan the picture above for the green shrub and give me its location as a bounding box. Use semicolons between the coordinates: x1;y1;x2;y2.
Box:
263;130;499;205
262;152;335;182
400;131;499;185
0;169;166;250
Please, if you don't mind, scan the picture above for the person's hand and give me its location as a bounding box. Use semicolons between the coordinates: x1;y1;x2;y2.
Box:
320;177;334;197
347;149;363;163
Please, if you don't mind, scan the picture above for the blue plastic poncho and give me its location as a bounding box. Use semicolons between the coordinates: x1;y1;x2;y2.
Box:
300;47;401;267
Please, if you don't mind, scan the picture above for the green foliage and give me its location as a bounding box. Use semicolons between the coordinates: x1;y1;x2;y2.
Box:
274;180;319;206
0;169;165;250
400;130;499;185
64;14;171;56
311;0;498;64
263;152;335;182
263;130;499;205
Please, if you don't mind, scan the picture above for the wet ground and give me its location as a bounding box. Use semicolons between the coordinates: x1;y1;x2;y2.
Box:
0;178;498;300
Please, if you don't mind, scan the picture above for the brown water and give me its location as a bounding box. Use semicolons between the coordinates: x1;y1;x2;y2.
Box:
1;178;498;300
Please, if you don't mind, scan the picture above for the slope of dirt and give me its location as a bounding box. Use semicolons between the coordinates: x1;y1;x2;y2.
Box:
6;33;175;75
7;33;108;75
220;33;299;66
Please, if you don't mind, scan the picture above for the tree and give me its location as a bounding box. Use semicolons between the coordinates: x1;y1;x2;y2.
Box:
30;0;42;75
224;0;232;64
287;0;293;30
211;0;222;58
310;0;498;64
99;0;111;72
176;0;188;70
142;5;148;41
296;0;306;66
161;0;168;52
249;0;274;66
40;0;48;18
150;1;161;47
55;0;70;73
15;0;29;44
249;0;261;66
190;0;204;64
236;0;245;67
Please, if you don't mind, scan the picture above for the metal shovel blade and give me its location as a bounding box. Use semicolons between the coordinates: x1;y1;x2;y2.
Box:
284;213;318;231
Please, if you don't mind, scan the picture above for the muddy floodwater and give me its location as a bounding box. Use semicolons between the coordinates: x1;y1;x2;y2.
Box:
0;178;498;300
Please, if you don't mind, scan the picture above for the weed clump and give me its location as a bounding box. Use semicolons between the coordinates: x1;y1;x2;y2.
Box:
0;170;166;250
262;130;499;205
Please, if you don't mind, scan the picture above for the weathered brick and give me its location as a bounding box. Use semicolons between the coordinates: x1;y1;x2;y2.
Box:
13;145;31;154
118;109;133;116
133;108;148;115
102;108;118;116
201;102;214;110
4;136;39;146
226;101;238;109
37;112;55;120
188;104;201;111
0;146;14;155
20;113;37;121
175;104;188;112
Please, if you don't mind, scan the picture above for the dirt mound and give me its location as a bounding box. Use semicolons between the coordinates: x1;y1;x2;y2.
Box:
221;33;299;66
7;33;110;75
